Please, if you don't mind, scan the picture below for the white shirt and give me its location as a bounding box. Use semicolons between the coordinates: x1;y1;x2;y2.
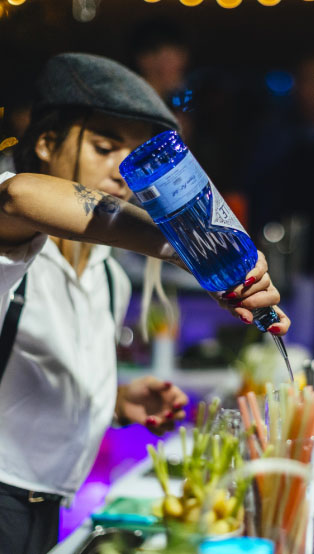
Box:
0;173;131;497
0;171;47;329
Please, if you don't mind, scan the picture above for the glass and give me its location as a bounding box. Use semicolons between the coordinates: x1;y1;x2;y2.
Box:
203;455;314;554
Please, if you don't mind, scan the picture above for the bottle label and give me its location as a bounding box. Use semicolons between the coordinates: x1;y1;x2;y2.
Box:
135;151;248;236
135;151;208;220
210;180;248;235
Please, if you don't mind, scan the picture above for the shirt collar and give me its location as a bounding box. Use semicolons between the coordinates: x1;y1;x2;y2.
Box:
41;238;111;276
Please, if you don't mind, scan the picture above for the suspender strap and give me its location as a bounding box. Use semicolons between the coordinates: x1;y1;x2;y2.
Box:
0;260;114;384
0;274;27;383
103;259;114;320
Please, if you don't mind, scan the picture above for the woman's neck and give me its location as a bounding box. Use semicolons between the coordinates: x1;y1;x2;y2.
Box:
50;237;93;277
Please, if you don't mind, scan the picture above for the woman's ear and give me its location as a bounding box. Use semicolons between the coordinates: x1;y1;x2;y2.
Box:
35;131;57;162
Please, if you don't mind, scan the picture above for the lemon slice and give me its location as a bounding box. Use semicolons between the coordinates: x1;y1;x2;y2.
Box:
257;0;281;5
216;0;243;7
179;0;205;5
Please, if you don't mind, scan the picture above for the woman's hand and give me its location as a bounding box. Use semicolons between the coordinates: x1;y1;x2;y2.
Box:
212;250;291;336
115;377;188;435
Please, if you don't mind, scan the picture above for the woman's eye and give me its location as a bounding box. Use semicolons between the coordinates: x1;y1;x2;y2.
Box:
95;145;111;155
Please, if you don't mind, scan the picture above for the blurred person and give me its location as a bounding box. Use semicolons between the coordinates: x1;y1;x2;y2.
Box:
0;52;289;554
183;66;254;228
129;16;190;103
239;55;314;351
129;16;194;144
242;54;314;270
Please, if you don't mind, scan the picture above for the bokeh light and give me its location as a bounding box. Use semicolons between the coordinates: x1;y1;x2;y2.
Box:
257;0;281;5
143;0;161;2
265;70;294;96
179;0;204;5
7;0;27;5
216;0;243;8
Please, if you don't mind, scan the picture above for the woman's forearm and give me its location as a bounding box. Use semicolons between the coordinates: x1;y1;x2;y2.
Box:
0;173;185;267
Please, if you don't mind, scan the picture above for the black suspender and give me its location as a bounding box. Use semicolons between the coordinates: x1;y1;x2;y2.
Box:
0;258;114;384
0;274;27;384
103;259;115;320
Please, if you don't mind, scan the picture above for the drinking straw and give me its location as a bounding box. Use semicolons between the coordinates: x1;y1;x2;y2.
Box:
238;383;314;554
237;396;259;460
272;401;304;535
289;498;308;554
281;404;314;535
247;392;267;451
265;383;280;445
271;390;314;552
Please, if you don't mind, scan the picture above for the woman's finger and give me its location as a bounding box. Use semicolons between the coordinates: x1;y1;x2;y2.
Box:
232;305;291;336
234;288;280;311
243;250;268;284
267;306;291;336
223;273;272;300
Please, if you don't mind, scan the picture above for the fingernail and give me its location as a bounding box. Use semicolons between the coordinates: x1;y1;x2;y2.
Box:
268;325;281;335
222;291;238;299
163;381;172;389
173;402;183;411
146;416;157;426
234;301;243;308
165;411;174;419
239;315;252;324
244;276;256;287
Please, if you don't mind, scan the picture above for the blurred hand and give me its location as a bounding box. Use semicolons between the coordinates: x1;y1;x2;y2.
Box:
211;250;291;336
115;376;188;435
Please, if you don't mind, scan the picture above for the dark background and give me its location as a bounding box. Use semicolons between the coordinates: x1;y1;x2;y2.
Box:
0;0;314;87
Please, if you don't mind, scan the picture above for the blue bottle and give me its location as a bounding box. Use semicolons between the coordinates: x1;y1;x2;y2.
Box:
120;130;280;334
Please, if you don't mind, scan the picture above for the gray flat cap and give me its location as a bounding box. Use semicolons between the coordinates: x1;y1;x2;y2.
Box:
33;52;178;131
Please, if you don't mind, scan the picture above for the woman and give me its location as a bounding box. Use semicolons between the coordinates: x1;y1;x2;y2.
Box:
0;52;289;554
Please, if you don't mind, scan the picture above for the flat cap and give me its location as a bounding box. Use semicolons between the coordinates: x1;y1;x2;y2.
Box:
33;52;178;131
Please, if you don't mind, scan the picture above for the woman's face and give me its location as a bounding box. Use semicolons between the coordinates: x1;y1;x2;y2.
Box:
36;114;153;202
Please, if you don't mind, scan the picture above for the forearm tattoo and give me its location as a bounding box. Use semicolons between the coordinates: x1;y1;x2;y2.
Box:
73;183;121;216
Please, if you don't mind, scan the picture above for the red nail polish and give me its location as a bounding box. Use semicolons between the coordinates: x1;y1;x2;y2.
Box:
222;291;238;299
163;381;172;389
146;417;157;426
234;301;243;308
268;325;281;335
173;402;183;411
165;411;174;419
240;315;251;324
244;276;256;287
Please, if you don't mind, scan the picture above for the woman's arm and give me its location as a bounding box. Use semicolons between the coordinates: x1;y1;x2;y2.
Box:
0;173;290;334
0;173;182;265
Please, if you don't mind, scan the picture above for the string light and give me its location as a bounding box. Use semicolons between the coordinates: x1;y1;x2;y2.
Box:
216;0;243;8
7;0;27;5
257;0;281;5
142;0;314;5
179;0;204;5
